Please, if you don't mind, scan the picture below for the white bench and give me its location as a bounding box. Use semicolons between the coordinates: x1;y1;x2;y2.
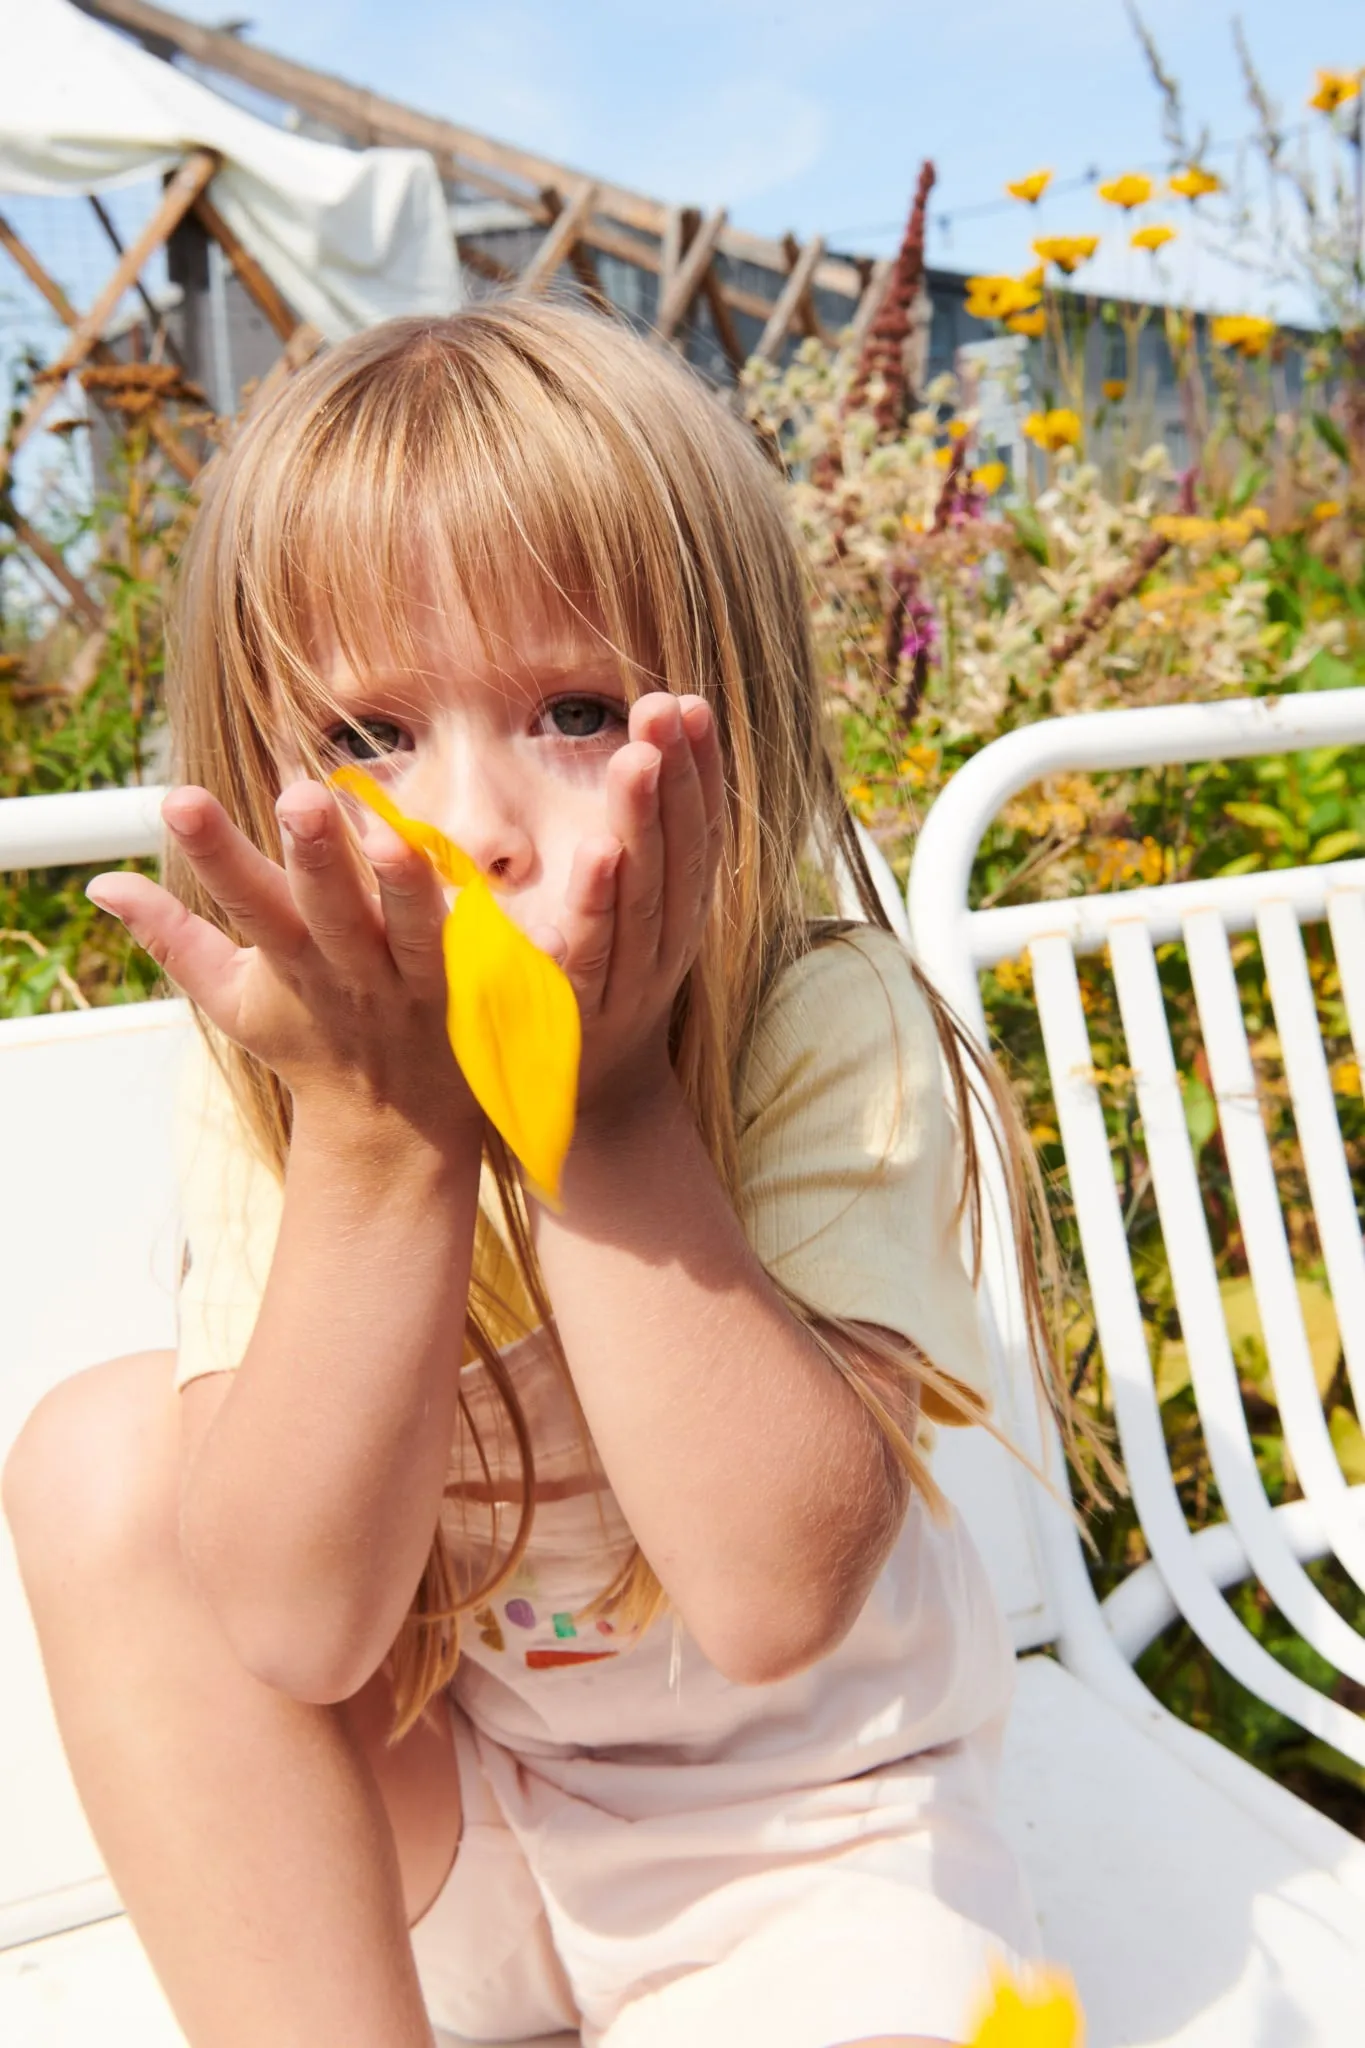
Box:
4;693;1365;2044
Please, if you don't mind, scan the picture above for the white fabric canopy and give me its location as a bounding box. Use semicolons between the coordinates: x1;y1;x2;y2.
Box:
0;0;461;340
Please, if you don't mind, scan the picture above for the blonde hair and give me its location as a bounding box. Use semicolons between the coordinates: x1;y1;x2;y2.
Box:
164;300;1105;1742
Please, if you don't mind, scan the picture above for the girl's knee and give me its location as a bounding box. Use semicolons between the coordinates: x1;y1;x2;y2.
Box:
3;1350;181;1579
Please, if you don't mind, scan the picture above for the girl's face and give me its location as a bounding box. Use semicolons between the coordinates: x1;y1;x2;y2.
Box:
277;581;633;934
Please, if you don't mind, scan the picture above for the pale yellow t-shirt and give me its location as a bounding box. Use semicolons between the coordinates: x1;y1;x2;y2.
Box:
171;925;991;1422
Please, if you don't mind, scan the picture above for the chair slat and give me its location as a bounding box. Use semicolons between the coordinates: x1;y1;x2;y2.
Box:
1108;921;1365;1681
1183;908;1365;1606
1258;899;1365;1419
1030;931;1365;1762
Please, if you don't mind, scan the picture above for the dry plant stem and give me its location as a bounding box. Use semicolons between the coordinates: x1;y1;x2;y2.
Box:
0;929;90;1008
1045;531;1173;669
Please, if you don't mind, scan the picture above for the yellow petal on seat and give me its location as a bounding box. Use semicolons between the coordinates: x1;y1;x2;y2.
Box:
443;880;580;1203
330;764;581;1199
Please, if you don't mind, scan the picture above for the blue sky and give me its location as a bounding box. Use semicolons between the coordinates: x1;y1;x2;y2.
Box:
161;0;1362;317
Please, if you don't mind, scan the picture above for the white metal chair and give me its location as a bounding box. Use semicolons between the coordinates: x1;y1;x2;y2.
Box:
4;694;1365;2045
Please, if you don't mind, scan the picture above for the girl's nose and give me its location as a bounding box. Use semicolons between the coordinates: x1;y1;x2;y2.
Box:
445;760;535;888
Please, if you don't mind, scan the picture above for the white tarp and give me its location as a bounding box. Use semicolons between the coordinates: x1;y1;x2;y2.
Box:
0;0;461;340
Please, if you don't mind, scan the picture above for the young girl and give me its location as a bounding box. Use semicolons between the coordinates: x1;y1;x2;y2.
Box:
4;302;1083;2048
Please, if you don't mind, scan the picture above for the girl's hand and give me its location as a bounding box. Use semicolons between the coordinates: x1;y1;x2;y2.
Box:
87;781;480;1148
539;691;724;1131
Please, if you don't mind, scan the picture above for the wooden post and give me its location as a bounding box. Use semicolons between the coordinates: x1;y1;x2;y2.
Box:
0;150;218;489
756;235;826;364
656;209;728;340
2;511;105;630
520;183;600;294
191;191;301;342
847;257;892;357
0;211;200;483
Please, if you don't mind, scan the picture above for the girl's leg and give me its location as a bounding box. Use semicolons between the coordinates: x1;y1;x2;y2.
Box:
2;1350;463;2048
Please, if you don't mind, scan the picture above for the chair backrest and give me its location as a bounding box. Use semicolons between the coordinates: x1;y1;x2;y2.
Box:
905;689;1365;1766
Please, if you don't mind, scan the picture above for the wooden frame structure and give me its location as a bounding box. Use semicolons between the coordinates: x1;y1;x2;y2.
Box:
4;0;901;690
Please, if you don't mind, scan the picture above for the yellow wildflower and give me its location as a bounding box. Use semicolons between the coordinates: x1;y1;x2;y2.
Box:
1023;408;1082;453
847;781;873;808
1032;235;1099;275
967;1962;1084;2045
933;445;955;467
1098;172;1153;210
1101;379;1127;402
1333;1059;1361;1097
1006;169;1053;204
1131;222;1176;251
1309;69;1361;114
1006;308;1047;338
1312;499;1343;522
972;460;1009;495
1169;165;1222;200
1022;264;1045;291
947;416;971;440
992;955;1032;994
966;273;1041;321
1211;313;1276;357
330;764;581;1202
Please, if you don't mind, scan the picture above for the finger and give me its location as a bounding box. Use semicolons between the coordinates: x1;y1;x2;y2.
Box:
605;737;665;987
631;694;708;975
86;872;249;1033
160;787;305;957
274;780;395;979
546;838;621;1021
360;815;451;997
679;696;726;896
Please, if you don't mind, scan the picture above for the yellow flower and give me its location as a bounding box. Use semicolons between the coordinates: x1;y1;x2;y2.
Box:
1006;308;1047;338
1333;1058;1361;1097
966;1960;1084;2044
1032;235;1099;275
933;445;955;467
966;273;1041;321
1006;169;1053;204
1312;499;1343;521
947;416;971;440
847;781;873;808
330;764;581;1202
972;460;1009;495
1101;378;1127;402
1131;222;1176;251
1309;68;1361;114
1022;264;1045;291
1023;408;1082;453
1169;164;1222;200
1211;313;1276;358
992;955;1032;994
1098;172;1153;210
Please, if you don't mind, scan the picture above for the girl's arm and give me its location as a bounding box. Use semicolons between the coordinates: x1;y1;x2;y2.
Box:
536;695;912;1687
179;1105;482;1704
89;780;484;1704
533;1077;909;1689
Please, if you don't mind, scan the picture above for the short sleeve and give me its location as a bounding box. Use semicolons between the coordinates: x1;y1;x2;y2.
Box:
735;925;992;1424
172;1027;283;1391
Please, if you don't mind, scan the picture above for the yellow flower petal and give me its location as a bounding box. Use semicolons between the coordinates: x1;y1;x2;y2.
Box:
331;763;581;1201
1309;68;1360;114
443;879;581;1203
967;1962;1085;2046
1006;169;1053;205
1169;165;1221;200
1098;172;1153;210
330;763;475;887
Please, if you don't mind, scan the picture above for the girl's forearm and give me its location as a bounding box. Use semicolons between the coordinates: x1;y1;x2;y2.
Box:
180;1103;483;1702
531;1074;906;1686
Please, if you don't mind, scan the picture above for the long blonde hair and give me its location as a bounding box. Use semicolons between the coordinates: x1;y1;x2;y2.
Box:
164;300;1105;1741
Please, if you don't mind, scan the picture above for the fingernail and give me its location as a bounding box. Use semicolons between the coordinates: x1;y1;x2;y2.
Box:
641;751;662;793
85;883;119;916
280;813;322;846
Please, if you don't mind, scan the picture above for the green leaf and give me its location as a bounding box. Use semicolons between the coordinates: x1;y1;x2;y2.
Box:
1309;828;1365;864
1329;1406;1365;1484
1181;1073;1217;1158
1298;649;1361;693
1007;503;1049;566
1230;459;1269;510
1312;410;1350;463
1223;799;1298;839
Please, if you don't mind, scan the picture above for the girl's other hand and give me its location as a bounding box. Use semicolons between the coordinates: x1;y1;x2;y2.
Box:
86;781;480;1151
539;691;723;1130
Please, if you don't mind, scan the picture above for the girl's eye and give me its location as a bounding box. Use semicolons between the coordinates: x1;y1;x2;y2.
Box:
324;718;410;764
543;696;623;741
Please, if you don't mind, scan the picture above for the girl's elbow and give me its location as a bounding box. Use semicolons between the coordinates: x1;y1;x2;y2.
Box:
700;1585;862;1688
